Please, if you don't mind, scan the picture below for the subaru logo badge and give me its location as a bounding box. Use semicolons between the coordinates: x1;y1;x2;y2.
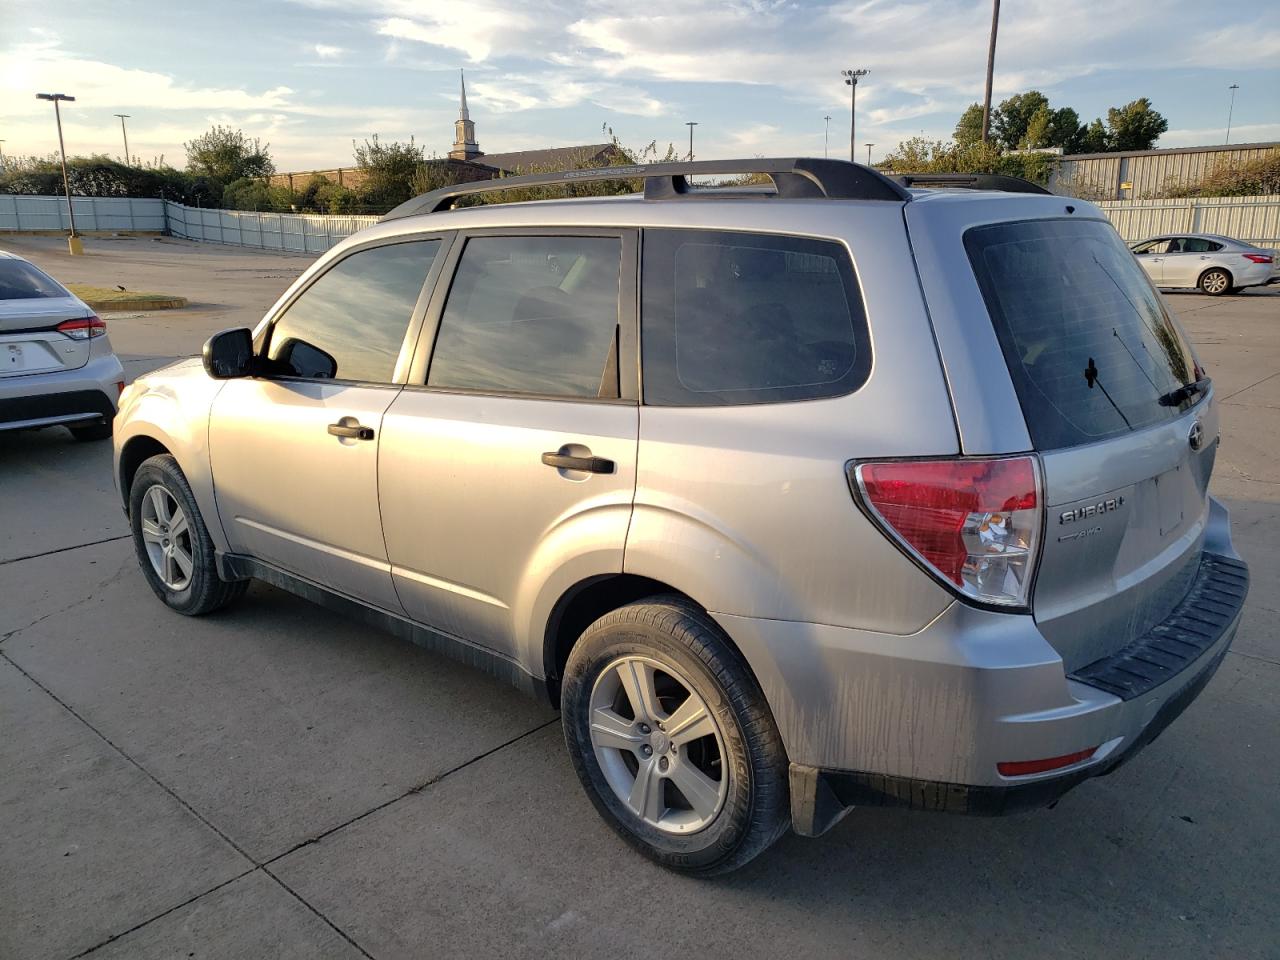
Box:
1188;420;1204;451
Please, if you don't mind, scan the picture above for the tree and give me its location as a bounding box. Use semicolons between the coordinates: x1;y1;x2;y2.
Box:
353;135;426;209
184;125;274;184
1047;107;1083;152
954;103;985;147
1023;105;1052;149
1078;118;1109;153
991;90;1049;151
1106;98;1168;152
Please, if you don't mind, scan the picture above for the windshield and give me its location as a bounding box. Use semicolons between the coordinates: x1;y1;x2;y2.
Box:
965;218;1200;450
0;259;68;300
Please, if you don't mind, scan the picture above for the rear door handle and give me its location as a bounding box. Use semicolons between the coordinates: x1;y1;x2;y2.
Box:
328;422;375;441
541;452;615;474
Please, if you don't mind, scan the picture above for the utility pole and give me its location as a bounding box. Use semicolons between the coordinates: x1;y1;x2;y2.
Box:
685;121;698;162
842;69;868;162
981;0;1001;143
1225;84;1240;144
114;114;131;165
865;142;875;166
824;115;832;158
0;140;6;173
36;93;82;255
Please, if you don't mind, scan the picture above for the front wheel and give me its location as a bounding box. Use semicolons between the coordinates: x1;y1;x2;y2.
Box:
1199;268;1232;296
562;596;790;875
129;454;247;615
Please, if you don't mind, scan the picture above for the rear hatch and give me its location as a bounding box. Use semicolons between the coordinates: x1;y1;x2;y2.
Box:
963;217;1214;672
0;257;93;377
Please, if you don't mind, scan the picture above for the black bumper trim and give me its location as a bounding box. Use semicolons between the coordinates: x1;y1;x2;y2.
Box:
1069;552;1248;700
0;389;116;426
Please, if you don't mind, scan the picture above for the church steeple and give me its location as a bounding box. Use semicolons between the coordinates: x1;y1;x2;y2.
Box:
449;69;482;160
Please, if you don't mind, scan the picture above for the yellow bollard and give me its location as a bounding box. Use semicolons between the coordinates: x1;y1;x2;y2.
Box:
67;235;85;256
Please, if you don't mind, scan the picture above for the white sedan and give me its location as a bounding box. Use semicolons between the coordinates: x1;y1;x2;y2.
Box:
1130;233;1277;296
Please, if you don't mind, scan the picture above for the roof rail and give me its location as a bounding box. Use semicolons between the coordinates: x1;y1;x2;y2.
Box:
381;157;912;220
890;172;1052;195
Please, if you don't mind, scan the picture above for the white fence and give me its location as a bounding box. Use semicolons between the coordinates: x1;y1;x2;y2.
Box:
4;192;1279;252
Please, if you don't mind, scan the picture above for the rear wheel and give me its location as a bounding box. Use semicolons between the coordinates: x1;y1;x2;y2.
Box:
70;419;112;442
1199;268;1232;296
129;454;247;615
562;596;790;875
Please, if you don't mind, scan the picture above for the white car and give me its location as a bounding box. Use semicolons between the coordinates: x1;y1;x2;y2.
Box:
1130;233;1276;296
0;249;124;441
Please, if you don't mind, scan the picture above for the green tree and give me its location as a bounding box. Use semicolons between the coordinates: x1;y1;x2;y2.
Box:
184;125;274;184
222;177;295;211
1078;118;1109;153
353;135;426;210
1106;98;1168;152
1047;107;1083;151
1023;105;1052;149
991;90;1050;150
954;103;985;147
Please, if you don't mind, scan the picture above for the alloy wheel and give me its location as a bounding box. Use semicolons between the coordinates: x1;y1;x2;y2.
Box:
587;655;729;834
139;484;194;591
1202;271;1228;294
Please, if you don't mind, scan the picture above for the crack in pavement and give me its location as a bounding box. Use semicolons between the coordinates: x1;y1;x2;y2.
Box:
1;552;132;647
0;534;131;567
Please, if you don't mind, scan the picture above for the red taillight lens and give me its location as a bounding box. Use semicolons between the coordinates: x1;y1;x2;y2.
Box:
852;456;1042;607
997;747;1097;777
1243;253;1273;264
56;315;106;340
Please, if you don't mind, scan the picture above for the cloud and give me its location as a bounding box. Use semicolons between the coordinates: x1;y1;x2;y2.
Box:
313;43;345;59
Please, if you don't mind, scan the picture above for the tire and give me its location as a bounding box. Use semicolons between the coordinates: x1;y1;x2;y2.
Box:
562;596;790;875
70;419;113;442
1199;268;1232;296
129;454;248;615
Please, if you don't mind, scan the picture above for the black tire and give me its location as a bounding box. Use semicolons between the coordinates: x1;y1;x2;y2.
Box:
129;454;248;615
70;419;113;442
1199;268;1232;296
562;596;790;875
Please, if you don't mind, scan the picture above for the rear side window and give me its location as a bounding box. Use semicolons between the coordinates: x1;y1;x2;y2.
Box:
1181;237;1223;253
267;240;439;383
966;219;1198;450
641;229;870;406
0;260;66;300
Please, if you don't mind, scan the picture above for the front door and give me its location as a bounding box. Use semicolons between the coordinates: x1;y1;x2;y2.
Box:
1131;237;1169;285
210;237;445;611
378;231;639;657
1160;237;1200;287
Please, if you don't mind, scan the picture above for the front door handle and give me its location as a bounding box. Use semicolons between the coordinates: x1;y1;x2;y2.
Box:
541;452;615;474
328;422;374;441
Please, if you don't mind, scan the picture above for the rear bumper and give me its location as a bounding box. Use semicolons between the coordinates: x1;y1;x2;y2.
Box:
0;352;124;430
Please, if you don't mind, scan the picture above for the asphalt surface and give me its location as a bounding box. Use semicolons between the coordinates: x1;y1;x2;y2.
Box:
2;235;1278;960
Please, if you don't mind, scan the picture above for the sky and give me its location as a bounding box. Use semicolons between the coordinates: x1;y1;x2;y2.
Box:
1;0;1278;173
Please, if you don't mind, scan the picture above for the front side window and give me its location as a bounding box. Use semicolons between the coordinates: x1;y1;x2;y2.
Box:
1132;239;1170;255
641;229;870;406
427;235;622;399
267;240;440;383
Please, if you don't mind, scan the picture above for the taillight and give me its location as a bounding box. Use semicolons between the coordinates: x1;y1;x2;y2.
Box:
851;456;1042;608
1243;253;1272;264
997;747;1097;777
56;316;106;340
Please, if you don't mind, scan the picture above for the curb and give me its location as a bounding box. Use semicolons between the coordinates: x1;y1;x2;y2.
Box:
82;296;188;312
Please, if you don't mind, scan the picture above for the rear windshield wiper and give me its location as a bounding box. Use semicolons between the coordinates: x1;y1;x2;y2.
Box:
1158;377;1211;407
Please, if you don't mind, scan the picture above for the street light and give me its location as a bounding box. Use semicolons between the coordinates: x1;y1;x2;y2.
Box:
824;115;832;158
1226;84;1240;144
685;121;698;162
865;142;875;166
114;113;131;165
981;0;1001;143
36;92;82;255
841;68;868;163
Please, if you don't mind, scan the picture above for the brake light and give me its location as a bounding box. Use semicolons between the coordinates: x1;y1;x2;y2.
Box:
851;456;1042;608
998;747;1097;777
1243;253;1272;264
56;316;106;340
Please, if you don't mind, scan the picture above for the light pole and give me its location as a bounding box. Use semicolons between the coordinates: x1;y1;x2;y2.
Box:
981;0;1001;143
685;121;698;162
823;115;832;158
1225;84;1240;144
0;140;6;173
865;142;875;166
36;92;82;255
114;113;131;165
841;68;868;162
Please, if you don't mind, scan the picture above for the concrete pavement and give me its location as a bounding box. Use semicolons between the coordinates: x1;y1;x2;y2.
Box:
1;237;1277;959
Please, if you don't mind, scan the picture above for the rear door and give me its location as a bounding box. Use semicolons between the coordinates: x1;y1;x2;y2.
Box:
963;217;1213;672
0;258;94;379
377;230;638;658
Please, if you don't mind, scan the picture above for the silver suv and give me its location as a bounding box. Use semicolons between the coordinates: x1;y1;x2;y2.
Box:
113;160;1249;875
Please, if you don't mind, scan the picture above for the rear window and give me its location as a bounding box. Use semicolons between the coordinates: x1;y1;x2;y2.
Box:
965;218;1199;450
0;260;66;300
641;229;870;405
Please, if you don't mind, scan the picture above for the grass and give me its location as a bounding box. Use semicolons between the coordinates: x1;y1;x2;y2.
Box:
65;284;182;303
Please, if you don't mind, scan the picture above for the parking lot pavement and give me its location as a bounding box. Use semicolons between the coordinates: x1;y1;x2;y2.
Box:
0;239;1277;959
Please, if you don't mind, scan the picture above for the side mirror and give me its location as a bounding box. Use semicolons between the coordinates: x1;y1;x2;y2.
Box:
274;338;338;379
202;327;256;379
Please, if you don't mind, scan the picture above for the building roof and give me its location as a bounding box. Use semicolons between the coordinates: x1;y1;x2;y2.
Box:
1061;141;1280;162
477;144;616;173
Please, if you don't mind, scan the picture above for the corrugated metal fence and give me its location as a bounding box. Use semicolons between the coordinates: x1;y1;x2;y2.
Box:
3;192;1279;250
